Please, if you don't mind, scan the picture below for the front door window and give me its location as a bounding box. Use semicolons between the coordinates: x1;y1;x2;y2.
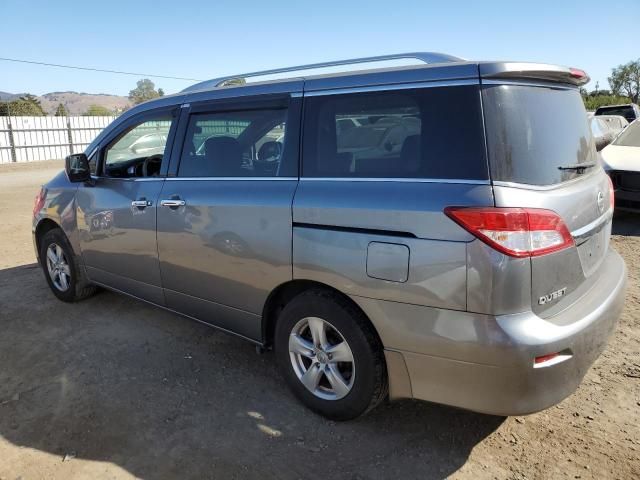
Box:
103;117;172;178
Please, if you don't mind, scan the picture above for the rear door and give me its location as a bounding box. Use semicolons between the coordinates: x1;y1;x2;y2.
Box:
156;91;302;340
482;83;614;317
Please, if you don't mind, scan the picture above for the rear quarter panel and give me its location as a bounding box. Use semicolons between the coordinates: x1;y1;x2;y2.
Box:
292;180;494;311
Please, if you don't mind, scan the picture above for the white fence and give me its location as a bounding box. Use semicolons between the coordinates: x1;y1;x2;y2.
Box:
0;116;116;163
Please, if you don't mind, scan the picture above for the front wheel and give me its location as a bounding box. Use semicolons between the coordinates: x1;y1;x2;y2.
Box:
39;228;97;302
275;289;388;420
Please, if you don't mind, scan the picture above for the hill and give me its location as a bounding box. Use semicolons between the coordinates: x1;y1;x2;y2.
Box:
0;91;21;102
0;91;132;115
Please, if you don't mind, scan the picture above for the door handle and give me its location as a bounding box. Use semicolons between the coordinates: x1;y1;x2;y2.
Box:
131;199;152;208
160;199;186;208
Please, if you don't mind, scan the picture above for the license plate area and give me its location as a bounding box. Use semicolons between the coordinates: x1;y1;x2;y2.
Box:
576;225;609;277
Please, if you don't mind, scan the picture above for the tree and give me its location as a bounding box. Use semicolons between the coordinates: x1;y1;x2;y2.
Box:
55;103;68;116
84;104;112;116
608;59;640;103
20;93;42;106
0;99;45;116
129;79;164;104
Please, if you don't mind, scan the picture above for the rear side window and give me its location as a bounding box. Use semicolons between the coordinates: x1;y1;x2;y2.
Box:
483;85;597;186
178;108;289;177
302;86;487;179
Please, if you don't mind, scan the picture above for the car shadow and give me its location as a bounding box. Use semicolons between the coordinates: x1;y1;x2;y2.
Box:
0;264;504;480
612;211;640;237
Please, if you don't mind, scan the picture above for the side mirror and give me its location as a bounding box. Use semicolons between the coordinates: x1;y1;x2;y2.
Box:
65;153;91;183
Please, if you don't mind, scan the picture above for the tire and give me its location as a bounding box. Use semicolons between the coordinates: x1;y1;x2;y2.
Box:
39;228;97;302
275;288;388;420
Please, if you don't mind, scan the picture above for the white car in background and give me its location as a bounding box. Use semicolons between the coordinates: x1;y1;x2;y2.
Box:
590;115;628;152
601;120;640;212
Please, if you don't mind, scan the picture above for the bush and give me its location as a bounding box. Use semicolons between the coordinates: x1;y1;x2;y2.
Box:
84;104;113;116
582;94;631;112
0;99;45;116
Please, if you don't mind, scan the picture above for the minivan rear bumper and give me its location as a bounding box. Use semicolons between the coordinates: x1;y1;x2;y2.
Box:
353;248;627;416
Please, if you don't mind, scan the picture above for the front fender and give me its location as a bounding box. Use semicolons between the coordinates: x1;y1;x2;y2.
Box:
32;171;80;259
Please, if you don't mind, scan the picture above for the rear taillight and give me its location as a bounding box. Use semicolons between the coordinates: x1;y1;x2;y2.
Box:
444;207;575;258
606;175;615;210
569;67;587;79
33;187;45;217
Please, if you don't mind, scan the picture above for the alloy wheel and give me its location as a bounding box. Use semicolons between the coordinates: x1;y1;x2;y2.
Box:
288;316;355;400
45;243;71;292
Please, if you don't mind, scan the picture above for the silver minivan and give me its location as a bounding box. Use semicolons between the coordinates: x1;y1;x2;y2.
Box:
33;53;627;420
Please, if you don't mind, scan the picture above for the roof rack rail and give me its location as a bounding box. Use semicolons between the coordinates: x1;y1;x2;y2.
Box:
182;52;463;92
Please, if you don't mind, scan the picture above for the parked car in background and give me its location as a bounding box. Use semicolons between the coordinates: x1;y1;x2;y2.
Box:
32;53;627;420
590;115;628;151
595;103;640;124
599;115;629;131
601;120;640;212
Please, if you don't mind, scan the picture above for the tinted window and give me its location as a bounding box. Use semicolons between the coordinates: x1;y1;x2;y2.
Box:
483;85;597;186
103;117;173;178
612;120;640;147
302;86;487;179
596;106;635;121
178;109;289;177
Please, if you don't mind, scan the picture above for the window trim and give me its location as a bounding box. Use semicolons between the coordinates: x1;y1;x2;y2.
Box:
299;177;489;184
95;106;179;179
303;79;478;97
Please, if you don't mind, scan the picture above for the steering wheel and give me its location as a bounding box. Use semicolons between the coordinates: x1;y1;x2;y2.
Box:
142;154;163;177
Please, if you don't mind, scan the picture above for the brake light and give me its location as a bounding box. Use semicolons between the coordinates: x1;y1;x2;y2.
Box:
606;175;615;210
444;207;575;258
569;67;587;79
33;187;45;217
534;352;559;364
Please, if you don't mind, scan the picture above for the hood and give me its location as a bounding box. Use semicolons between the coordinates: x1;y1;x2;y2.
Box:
600;145;640;172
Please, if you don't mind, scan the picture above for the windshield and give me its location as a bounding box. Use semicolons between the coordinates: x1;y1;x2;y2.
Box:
483;85;597;186
612;121;640;147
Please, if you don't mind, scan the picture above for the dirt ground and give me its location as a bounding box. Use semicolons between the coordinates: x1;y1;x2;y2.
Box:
0;161;638;480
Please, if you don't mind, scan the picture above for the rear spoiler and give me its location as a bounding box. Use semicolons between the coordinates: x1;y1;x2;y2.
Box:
479;62;590;86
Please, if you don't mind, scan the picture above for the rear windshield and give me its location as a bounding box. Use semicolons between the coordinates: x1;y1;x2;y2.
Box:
483;85;597;186
612;120;640;147
596;106;634;119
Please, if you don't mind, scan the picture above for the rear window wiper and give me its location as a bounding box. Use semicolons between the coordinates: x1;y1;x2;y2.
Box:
557;162;596;174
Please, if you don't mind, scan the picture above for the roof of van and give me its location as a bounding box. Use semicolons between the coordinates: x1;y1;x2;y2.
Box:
180;52;590;94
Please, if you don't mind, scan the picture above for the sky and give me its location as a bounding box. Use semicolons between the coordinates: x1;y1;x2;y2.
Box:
0;0;637;97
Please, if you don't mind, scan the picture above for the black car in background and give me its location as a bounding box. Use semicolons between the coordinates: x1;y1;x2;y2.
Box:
595;103;640;124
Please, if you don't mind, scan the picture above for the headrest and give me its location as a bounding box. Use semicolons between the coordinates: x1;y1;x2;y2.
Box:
401;135;420;160
204;136;241;160
258;141;282;161
400;135;421;173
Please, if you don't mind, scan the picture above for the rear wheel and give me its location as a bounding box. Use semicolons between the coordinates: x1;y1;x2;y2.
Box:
39;228;97;302
275;288;387;420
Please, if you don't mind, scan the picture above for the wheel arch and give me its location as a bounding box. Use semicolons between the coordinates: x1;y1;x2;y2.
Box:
261;279;385;350
34;218;63;262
